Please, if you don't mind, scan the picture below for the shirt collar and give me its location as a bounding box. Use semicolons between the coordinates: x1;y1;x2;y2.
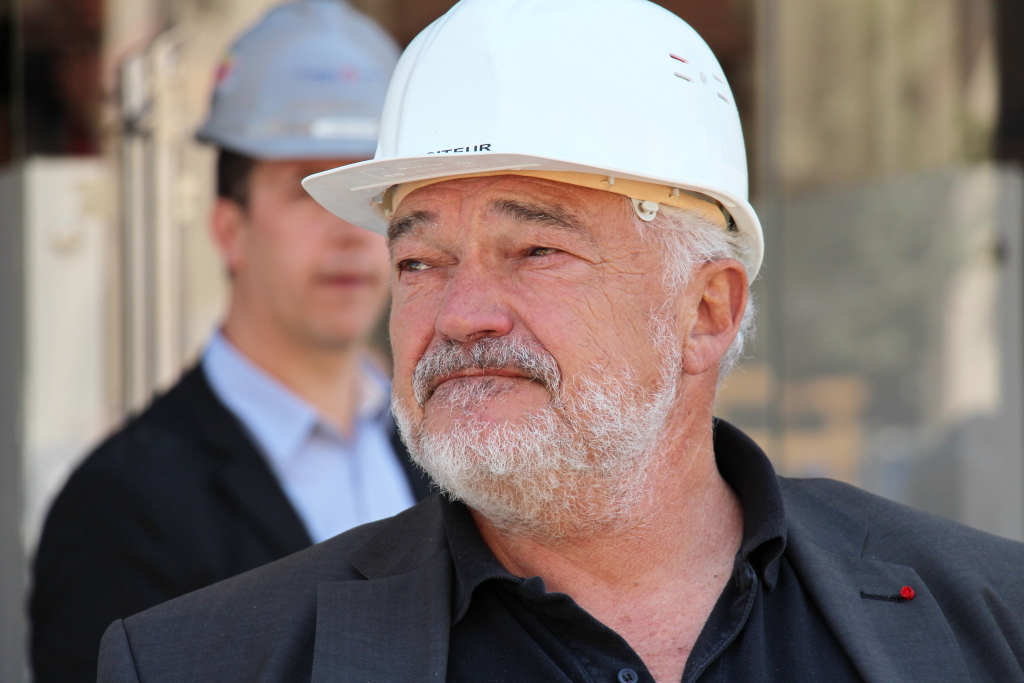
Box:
443;418;788;625
202;332;319;468
443;498;518;625
202;334;395;464
711;418;787;590
358;359;392;422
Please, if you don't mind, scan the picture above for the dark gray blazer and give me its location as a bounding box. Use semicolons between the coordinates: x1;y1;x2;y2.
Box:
97;426;1024;683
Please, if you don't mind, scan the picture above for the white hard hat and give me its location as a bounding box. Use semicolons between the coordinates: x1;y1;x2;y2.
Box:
196;0;399;160
302;0;763;276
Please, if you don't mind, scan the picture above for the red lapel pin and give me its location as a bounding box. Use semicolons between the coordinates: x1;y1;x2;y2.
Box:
860;585;916;603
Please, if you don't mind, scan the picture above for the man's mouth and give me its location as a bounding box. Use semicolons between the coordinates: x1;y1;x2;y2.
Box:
430;368;532;393
411;337;562;406
318;273;376;287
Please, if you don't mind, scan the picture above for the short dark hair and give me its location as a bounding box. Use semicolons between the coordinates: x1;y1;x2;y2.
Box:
217;148;258;209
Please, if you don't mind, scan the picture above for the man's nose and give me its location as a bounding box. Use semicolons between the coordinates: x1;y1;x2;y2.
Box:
435;262;514;343
327;214;370;246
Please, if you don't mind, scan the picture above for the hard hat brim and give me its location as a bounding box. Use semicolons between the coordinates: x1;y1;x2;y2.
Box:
302;152;763;278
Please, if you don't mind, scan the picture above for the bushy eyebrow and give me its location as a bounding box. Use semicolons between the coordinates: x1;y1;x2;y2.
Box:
387;210;437;243
386;198;586;247
490;199;585;234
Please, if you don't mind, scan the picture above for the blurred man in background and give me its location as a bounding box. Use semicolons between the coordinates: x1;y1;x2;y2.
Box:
30;2;430;681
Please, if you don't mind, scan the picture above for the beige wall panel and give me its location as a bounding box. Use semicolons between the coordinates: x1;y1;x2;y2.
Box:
772;0;996;192
21;158;116;550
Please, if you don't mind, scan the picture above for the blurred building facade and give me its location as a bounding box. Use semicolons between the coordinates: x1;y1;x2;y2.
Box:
725;0;1024;540
0;0;1022;680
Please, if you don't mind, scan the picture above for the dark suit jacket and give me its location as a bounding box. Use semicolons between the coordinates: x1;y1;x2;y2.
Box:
31;364;432;683
97;421;1024;683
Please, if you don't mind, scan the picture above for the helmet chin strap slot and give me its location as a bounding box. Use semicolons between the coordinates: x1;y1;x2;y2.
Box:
374;186;398;218
631;198;660;221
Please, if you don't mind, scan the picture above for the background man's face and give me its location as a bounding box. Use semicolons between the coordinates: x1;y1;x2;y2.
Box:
230;158;391;349
388;175;681;440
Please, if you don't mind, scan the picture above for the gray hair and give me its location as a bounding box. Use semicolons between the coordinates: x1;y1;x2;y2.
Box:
631;200;757;379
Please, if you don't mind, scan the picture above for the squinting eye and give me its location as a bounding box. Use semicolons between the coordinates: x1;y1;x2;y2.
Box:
398;259;431;272
527;247;559;257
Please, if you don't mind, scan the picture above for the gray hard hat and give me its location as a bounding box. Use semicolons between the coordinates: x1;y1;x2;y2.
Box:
196;0;399;160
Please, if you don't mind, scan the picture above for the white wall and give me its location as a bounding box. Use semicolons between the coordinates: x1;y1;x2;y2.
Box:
21;158;118;554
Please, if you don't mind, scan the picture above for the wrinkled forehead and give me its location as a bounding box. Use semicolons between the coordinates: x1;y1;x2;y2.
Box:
386;175;628;245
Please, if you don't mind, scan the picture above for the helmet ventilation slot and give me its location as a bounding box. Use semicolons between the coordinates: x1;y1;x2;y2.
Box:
671;54;693;83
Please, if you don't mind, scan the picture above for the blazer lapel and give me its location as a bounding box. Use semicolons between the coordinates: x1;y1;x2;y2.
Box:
783;485;971;683
182;365;313;556
311;550;452;683
215;446;313;555
311;495;453;683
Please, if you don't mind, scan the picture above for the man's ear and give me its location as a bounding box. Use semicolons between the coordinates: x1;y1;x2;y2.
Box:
210;197;249;277
680;259;748;376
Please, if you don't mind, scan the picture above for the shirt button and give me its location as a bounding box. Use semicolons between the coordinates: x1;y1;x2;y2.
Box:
617;669;639;683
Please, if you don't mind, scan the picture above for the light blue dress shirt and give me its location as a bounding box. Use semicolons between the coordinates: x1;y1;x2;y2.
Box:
202;333;416;543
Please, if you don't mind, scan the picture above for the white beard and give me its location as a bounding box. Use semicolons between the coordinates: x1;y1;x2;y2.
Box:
394;316;681;542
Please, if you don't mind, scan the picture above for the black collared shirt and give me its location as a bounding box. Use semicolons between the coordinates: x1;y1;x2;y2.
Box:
443;420;863;682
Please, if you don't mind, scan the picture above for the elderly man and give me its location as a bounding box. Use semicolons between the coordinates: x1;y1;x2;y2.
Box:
98;1;1024;682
